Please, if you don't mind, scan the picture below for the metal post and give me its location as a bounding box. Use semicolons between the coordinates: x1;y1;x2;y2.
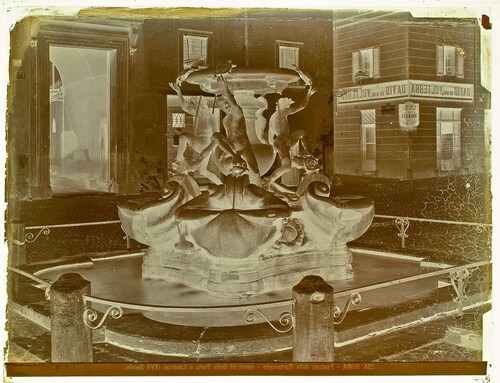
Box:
292;275;335;362
8;221;26;266
50;273;93;362
457;275;464;316
395;218;409;248
450;269;470;317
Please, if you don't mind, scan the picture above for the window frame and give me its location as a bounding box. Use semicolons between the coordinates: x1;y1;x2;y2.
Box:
436;107;462;171
275;40;304;69
171;112;186;129
352;47;380;83
360;109;377;172
436;44;465;79
179;29;213;71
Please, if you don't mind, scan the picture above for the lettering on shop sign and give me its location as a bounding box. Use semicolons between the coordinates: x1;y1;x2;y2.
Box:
337;80;474;104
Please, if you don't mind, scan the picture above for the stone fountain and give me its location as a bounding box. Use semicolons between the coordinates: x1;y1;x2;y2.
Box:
118;66;374;299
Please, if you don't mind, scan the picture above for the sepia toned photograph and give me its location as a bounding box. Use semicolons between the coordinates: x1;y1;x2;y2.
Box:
2;2;495;381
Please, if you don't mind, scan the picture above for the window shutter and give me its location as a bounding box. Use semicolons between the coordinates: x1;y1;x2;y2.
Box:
183;35;208;69
456;49;465;78
352;51;359;82
183;36;189;56
436;45;444;76
373;47;380;78
453;121;461;167
280;46;299;69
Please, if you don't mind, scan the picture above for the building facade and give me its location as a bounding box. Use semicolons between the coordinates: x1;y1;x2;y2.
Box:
7;9;490;206
7;9;334;200
333;12;489;179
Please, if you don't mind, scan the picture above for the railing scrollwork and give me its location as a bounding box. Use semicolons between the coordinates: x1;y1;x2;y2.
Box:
25;228;51;244
83;306;124;330
333;292;361;325
244;309;294;333
394;218;410;248
23;221;124;245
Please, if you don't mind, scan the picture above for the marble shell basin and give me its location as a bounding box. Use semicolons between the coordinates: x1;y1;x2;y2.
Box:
119;177;375;298
300;191;375;248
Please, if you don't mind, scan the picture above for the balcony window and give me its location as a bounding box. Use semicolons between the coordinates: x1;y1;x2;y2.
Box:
436;44;465;78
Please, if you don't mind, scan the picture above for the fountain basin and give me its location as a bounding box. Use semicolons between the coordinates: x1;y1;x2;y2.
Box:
33;250;447;328
119;176;374;298
186;67;300;95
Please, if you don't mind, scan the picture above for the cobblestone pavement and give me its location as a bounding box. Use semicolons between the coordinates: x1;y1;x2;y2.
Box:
25;224;144;263
333;174;491;223
11;193;152;262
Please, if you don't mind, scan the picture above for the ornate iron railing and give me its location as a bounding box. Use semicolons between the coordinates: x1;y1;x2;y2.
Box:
23;220;131;248
8;266;52;299
373;214;491;248
8;259;490;333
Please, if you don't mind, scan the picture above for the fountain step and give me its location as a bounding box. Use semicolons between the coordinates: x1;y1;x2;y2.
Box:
7;294;489;362
21;249;478;327
6;296;488;363
444;326;482;351
9;248;490;359
101;291;489;358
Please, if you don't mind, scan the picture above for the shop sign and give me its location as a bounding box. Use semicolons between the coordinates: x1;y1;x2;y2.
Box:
399;102;419;131
337;80;474;104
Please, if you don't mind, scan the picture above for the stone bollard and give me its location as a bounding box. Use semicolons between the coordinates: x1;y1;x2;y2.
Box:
50;273;93;362
292;275;335;362
8;221;26;266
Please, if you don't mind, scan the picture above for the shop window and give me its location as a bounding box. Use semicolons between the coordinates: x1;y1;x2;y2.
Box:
436;44;465;78
352;47;380;82
361;109;376;172
172;113;185;129
181;31;210;70
436;107;461;171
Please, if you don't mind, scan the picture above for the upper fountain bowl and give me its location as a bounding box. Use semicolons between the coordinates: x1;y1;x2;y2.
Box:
186;67;301;94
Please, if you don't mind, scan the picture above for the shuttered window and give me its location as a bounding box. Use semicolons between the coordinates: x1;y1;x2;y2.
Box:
279;45;300;69
183;34;208;70
352;47;380;82
276;40;303;71
436;44;465;78
436;108;461;170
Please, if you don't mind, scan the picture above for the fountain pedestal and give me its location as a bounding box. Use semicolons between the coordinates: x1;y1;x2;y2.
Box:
188;68;299;176
142;246;355;299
